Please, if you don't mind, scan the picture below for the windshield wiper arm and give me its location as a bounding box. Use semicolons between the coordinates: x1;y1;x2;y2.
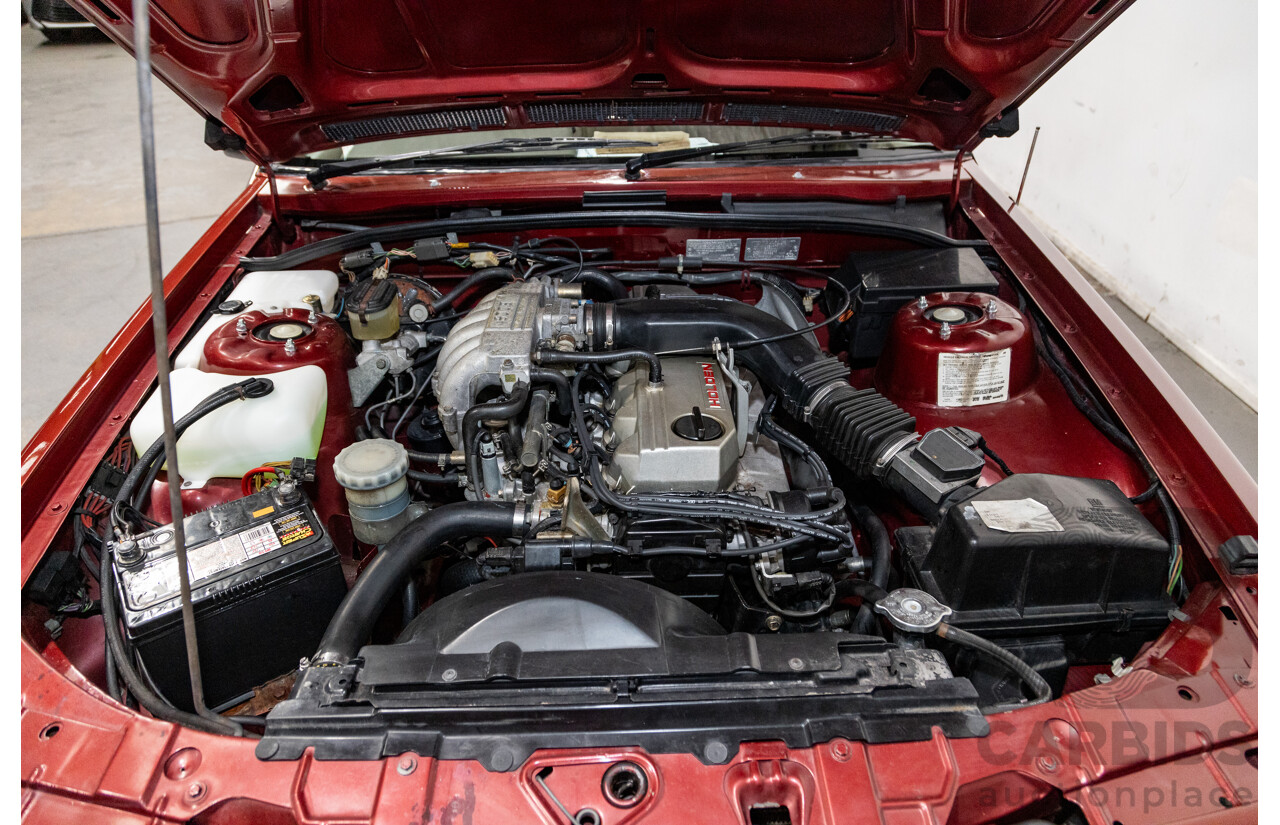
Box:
623;133;864;180
306;137;660;188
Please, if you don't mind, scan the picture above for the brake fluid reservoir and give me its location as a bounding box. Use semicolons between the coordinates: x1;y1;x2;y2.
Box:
875;292;1036;408
333;439;411;545
346;279;401;340
129;366;328;486
174;269;340;369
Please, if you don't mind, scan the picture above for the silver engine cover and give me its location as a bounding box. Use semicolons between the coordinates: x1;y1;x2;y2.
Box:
433;279;595;449
605;357;740;494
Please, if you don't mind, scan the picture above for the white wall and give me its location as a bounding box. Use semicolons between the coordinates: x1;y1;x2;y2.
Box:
976;0;1257;409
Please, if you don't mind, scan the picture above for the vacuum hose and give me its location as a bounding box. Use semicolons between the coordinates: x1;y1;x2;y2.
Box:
314;501;519;663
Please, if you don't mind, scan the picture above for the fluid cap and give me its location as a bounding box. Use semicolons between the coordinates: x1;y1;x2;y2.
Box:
333;439;409;490
874;588;952;634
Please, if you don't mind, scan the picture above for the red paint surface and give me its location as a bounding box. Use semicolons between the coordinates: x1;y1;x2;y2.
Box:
65;0;1138;159
875;291;1037;407
21;159;1258;822
200;307;359;551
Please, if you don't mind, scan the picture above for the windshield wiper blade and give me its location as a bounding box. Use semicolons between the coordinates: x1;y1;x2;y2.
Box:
623;133;863;180
307;137;660;188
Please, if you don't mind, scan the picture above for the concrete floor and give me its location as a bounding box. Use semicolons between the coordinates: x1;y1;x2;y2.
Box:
19;26;1257;479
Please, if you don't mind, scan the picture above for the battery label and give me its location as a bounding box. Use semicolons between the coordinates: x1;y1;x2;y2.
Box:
188;522;282;580
273;510;316;546
936;349;1012;407
121;508;314;611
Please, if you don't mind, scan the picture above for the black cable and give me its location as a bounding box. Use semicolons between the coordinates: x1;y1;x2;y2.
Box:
407;469;459;484
112;378;274;532
936;622;1053;714
101;379;273;735
1024;303;1184;595
758;396;832;486
979;443;1016;477
535;347;663;384
242;210;992;271
100;539;244;735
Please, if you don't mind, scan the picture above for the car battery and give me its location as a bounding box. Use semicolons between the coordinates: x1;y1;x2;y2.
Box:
112;486;347;711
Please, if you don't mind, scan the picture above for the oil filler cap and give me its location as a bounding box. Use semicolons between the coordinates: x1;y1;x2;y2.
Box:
672;407;723;441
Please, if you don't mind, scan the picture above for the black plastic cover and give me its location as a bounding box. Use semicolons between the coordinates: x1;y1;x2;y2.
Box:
823;247;999;360
259;573;988;766
348;277;398;315
900;474;1173;636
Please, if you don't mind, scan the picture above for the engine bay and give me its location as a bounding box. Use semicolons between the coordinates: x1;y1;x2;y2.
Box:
24;211;1189;764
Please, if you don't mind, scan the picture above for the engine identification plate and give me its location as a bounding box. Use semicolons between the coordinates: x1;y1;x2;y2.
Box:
743;237;801;261
685;238;742;262
936;348;1011;407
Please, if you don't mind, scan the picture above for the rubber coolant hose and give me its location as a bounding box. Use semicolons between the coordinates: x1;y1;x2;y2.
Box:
936;622;1053;714
314;501;519;663
431;267;515;315
850;505;892;634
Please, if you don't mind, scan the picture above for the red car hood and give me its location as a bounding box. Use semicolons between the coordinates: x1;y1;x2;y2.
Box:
72;0;1132;163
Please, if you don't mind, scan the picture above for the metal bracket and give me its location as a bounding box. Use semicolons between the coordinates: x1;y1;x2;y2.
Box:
348;358;391;407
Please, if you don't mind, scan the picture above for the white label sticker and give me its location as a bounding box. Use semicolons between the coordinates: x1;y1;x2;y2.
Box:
972;499;1063;533
937;348;1012;407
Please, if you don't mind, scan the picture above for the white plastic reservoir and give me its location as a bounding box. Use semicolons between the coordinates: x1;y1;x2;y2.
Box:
130;366;328;486
174;270;340;370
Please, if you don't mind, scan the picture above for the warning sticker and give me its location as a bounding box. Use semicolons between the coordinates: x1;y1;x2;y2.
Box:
937;349;1012;407
685;238;742;262
744;237;801;261
972;499;1064;533
273;510;316;546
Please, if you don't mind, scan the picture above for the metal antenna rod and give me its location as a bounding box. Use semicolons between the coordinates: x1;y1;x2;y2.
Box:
1012;126;1041;211
131;0;239;735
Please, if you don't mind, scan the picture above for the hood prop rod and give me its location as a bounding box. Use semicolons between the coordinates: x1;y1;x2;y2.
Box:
131;0;241;737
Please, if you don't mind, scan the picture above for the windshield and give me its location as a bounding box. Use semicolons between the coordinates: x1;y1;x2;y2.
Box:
300;125;938;164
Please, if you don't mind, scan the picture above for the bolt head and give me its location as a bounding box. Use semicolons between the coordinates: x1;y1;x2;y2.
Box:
397;755;418;776
441;668;458;682
186;781;207;800
788;657;805;671
765;615;782;632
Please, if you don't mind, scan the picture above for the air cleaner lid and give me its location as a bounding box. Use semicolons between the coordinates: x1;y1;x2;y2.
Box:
333;439;409;490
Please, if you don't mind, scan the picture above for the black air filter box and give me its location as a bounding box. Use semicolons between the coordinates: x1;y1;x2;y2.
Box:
824;248;998;361
899;474;1173;637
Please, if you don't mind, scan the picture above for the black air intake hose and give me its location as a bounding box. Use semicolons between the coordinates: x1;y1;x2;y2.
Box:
597;297;916;479
314;501;519;663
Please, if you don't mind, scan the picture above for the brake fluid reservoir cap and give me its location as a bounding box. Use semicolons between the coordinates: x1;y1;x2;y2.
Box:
334;439;409;490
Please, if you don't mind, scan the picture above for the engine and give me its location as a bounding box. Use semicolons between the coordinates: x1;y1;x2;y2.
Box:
73;235;1179;744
